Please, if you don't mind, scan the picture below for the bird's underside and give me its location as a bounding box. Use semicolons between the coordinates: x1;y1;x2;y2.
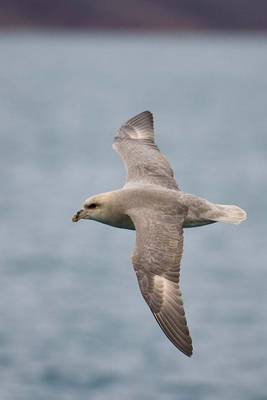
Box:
73;110;247;357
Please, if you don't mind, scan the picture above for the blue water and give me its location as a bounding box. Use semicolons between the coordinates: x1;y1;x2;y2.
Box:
0;33;266;400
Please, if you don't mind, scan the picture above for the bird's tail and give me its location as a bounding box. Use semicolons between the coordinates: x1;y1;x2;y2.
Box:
208;204;247;224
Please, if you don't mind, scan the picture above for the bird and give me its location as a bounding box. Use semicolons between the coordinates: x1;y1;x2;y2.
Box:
72;111;247;357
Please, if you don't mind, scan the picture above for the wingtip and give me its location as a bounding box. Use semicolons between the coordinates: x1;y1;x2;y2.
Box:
142;110;153;117
177;343;193;357
124;110;154;141
153;312;193;358
184;347;193;357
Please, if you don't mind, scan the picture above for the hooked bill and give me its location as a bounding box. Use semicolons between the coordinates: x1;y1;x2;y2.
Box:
72;210;81;222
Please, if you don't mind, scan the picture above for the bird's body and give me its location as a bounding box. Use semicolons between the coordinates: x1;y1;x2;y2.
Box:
72;111;247;357
83;187;232;230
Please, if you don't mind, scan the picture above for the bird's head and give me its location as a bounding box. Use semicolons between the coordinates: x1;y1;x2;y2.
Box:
72;193;112;224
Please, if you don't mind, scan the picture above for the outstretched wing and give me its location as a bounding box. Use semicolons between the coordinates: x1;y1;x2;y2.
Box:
128;207;192;357
113;111;179;191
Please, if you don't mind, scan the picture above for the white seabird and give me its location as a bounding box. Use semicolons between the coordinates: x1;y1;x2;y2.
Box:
72;111;247;357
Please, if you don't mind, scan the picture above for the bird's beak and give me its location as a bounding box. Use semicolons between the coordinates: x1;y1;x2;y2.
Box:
72;209;86;222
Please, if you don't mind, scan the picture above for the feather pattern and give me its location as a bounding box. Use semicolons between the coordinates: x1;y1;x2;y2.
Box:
129;207;193;357
113;111;179;190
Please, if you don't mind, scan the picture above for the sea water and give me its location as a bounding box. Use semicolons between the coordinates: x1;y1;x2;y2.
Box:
0;32;266;400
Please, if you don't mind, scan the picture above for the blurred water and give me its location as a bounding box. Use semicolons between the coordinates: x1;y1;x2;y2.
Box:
0;32;266;400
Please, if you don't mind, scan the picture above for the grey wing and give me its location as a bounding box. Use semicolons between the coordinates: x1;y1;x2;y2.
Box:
113;111;180;191
129;208;193;357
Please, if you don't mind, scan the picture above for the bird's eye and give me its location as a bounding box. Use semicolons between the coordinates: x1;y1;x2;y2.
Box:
86;203;97;209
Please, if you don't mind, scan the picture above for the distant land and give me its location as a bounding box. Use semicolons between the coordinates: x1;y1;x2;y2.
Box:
1;0;267;31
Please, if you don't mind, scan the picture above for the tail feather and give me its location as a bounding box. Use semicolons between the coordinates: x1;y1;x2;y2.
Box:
208;204;247;225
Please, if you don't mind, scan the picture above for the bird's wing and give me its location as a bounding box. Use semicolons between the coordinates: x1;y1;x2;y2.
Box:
128;206;192;357
113;111;180;191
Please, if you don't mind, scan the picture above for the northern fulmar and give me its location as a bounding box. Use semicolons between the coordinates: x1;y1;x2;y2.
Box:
72;111;247;357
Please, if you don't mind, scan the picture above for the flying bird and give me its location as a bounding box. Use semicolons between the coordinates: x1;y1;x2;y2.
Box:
72;111;247;357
